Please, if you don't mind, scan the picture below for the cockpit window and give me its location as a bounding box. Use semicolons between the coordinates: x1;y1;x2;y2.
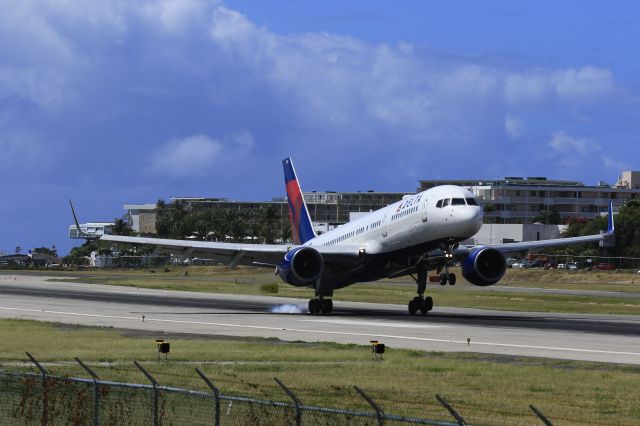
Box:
436;199;443;208
451;198;466;206
465;198;478;206
442;198;451;207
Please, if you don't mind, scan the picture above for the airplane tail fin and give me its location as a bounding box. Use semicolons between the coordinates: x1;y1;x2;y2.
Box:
69;199;96;240
283;157;316;244
607;201;615;235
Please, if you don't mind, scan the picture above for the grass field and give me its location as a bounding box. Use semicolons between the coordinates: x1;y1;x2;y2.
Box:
19;266;640;315
1;319;639;425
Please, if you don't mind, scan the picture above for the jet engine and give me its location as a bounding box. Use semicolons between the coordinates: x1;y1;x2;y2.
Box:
277;247;324;286
461;247;506;286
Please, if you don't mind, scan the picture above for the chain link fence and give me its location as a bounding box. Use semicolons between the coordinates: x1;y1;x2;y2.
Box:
0;354;555;425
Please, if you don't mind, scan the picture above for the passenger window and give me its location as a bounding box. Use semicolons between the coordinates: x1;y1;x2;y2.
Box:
452;198;465;206
443;199;450;207
466;198;478;206
436;199;443;208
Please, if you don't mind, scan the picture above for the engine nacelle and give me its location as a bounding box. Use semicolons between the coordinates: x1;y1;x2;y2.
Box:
462;247;506;286
277;246;324;286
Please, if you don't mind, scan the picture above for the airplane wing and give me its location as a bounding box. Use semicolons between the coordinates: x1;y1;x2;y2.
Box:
456;201;615;256
100;234;363;268
481;201;615;254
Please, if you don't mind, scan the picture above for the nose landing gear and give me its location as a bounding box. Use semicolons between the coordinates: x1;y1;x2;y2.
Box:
438;242;458;286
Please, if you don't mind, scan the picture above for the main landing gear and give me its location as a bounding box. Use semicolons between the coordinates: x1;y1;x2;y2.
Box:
409;247;458;316
308;298;333;315
408;262;433;316
309;281;333;315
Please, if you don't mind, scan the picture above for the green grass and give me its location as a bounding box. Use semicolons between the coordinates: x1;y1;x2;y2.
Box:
1;319;640;425
20;266;640;315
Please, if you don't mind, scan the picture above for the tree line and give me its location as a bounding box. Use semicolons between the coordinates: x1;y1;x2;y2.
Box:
154;200;292;243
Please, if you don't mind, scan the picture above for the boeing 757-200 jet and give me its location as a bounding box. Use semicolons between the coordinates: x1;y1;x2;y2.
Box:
73;158;615;315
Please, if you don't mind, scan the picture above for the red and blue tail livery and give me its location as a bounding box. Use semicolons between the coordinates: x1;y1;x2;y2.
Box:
283;157;316;244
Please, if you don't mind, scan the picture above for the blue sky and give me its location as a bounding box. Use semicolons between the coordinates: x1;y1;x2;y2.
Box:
1;0;638;255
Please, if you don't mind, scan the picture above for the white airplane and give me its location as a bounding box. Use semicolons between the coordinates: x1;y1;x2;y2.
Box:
72;157;615;315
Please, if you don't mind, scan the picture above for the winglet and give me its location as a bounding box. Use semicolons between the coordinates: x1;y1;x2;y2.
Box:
607;201;615;235
69;199;93;239
282;157;317;244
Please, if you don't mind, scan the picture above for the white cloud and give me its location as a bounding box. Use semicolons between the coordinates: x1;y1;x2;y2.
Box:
548;132;598;156
143;0;213;34
503;66;613;105
229;129;254;149
552;66;613;99
601;155;631;171
0;67;66;108
147;135;223;178
504;72;550;105
504;115;524;140
210;6;260;52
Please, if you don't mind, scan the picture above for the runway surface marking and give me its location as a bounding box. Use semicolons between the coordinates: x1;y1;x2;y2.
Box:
3;306;639;358
302;318;443;328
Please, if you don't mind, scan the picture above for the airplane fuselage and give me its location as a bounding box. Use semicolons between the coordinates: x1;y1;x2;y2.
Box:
304;185;483;287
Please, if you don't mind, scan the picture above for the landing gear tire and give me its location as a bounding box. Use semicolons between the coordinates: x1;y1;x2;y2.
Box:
439;273;448;286
309;298;332;315
308;299;320;314
420;296;433;316
321;299;333;314
408;297;420;315
448;273;456;286
424;296;433;311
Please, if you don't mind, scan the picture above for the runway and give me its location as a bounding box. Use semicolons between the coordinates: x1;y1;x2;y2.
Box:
1;274;640;365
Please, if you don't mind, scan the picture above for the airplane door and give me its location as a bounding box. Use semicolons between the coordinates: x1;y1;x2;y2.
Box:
421;196;429;222
382;212;388;237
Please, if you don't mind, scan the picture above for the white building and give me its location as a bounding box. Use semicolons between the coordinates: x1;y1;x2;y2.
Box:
465;223;564;245
123;204;157;234
69;222;114;239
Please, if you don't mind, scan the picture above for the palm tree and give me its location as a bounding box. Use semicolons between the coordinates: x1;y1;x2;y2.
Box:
195;219;211;240
258;205;279;243
112;218;133;236
221;210;247;242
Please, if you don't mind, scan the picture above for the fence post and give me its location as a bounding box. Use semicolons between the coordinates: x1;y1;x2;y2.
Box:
436;394;466;426
274;378;302;426
75;357;100;426
354;386;384;426
529;404;554;426
134;361;160;426
26;352;49;425
196;368;220;426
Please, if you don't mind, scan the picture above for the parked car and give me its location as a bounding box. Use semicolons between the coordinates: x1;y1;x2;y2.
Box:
511;260;528;269
524;260;544;269
506;257;520;268
557;263;566;269
511;261;522;268
593;263;615;270
567;262;579;270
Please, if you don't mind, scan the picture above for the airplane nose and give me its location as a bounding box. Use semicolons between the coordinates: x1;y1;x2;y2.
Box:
456;206;483;234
